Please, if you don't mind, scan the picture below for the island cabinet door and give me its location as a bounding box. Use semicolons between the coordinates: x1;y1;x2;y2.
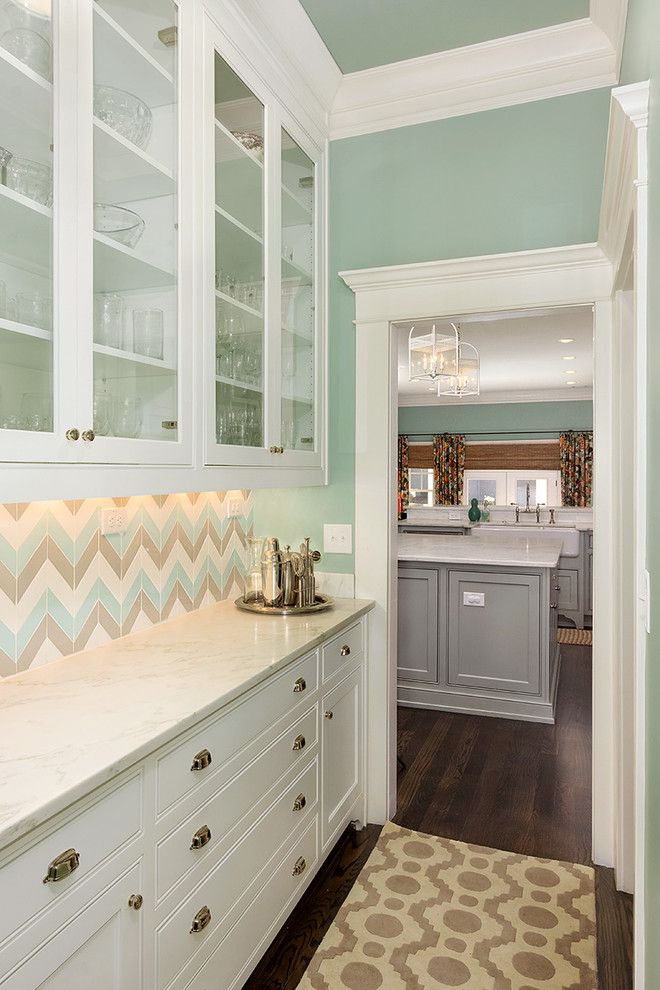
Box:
447;570;541;695
397;566;440;684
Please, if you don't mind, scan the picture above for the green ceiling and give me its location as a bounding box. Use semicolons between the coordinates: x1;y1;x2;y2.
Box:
299;0;590;73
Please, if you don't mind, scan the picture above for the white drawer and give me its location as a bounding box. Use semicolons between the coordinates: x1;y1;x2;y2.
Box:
0;774;142;949
183;816;319;990
156;650;318;816
156;705;318;901
157;760;319;990
322;620;363;682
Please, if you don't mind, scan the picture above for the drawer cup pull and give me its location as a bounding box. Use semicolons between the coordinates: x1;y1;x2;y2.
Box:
190;748;212;772
128;894;143;910
324;710;333;720
293;677;306;693
554;585;561;591
340;645;351;656
550;603;558;610
43;848;80;884
292;793;306;812
190;825;212;850
292;734;306;751
190;905;212;934
292;856;306;876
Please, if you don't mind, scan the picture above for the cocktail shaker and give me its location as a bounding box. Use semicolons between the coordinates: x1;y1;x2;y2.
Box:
261;537;284;606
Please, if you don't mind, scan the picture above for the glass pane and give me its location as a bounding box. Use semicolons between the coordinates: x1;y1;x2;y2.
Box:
92;0;178;440
0;0;54;433
214;52;264;447
515;478;548;506
281;128;314;452
468;479;498;504
409;468;433;505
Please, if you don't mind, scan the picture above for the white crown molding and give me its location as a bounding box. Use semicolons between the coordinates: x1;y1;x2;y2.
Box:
328;17;617;139
598;81;650;275
398;387;593;408
591;0;629;72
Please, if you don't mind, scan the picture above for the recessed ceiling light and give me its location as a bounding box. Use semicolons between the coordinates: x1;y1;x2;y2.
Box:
558;338;574;343
562;355;576;361
565;370;576;375
427;386;435;391
566;381;577;386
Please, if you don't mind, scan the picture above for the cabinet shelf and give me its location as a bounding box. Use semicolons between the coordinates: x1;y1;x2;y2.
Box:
214;289;263;321
94;118;175;203
0;184;52;275
0;46;52;162
93;233;176;292
93;343;176;376
282;392;313;404
214;119;263;170
282;184;312;226
282;256;312;285
0;320;52;371
214;207;264;282
215;374;262;394
93;2;174;108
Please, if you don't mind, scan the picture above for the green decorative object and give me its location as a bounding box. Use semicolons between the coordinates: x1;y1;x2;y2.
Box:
481;503;490;523
468;498;481;522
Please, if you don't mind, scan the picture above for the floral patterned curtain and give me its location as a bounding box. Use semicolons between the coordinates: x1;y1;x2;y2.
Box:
559;431;593;507
433;434;465;505
398;435;410;508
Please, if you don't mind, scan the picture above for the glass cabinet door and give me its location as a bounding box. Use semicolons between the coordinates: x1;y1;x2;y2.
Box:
0;0;57;455
212;50;265;454
89;0;181;459
280;127;315;457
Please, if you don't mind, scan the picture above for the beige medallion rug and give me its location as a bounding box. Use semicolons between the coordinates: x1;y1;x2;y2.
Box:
298;822;597;990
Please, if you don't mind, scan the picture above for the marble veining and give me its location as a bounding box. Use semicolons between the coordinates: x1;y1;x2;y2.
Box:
398;533;562;568
0;597;373;853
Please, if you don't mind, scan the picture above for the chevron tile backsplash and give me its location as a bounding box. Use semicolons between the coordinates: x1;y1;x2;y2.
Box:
0;491;253;677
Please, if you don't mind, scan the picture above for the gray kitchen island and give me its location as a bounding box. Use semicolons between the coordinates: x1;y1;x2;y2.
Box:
397;532;563;723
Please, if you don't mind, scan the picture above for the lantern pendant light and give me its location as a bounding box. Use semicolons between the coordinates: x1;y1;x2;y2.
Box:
436;324;480;397
408;321;480;397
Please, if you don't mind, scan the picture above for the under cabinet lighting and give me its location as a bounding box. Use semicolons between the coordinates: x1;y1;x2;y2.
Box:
558;338;575;343
562;355;576;361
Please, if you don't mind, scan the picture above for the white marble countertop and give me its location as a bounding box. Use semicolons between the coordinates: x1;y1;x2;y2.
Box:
0;598;374;853
398;533;563;568
398;520;470;529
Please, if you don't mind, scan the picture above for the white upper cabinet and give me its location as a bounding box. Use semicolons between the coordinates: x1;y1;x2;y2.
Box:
204;14;324;469
0;0;326;495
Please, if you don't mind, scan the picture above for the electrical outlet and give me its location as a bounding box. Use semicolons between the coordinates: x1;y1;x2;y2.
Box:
227;493;242;517
463;591;485;607
323;524;352;554
101;507;127;536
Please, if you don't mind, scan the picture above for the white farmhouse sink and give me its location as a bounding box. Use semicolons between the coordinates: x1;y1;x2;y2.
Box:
471;524;580;557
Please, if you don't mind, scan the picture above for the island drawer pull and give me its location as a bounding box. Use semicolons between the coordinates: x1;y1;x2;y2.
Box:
550;603;558;610
293;677;306;693
324;710;333;720
292;856;306;876
190;825;212;850
292;734;306;751
292;793;306;812
190;905;212;934
340;645;351;657
43;848;80;884
190;748;212;772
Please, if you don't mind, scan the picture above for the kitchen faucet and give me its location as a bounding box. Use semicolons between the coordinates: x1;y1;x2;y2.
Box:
509;484;545;523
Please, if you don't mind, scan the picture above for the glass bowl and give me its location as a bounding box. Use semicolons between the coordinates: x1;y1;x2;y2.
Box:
5;157;52;206
93;85;152;150
94;203;145;248
1;26;51;79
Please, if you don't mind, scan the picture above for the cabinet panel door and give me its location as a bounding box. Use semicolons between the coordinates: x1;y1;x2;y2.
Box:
397;566;439;684
4;862;142;990
322;666;361;847
555;568;580;613
447;570;541;695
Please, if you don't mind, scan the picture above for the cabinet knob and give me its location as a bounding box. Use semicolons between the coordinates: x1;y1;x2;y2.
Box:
43;848;80;884
293;677;306;693
65;428;80;441
324;710;333;720
190;748;212;771
292;793;306;812
554;585;561;592
190;824;212;850
340;645;351;657
292;856;306;876
128;894;143;910
190;905;212;934
81;429;95;442
292;734;306;751
269;445;284;454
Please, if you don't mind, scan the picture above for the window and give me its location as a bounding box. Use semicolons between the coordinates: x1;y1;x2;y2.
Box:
409;468;434;505
463;470;561;507
464;471;507;505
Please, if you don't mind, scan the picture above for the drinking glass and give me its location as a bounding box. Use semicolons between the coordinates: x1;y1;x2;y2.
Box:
17;290;51;330
1;27;52;81
133;309;164;359
5;157;52;206
94;293;124;348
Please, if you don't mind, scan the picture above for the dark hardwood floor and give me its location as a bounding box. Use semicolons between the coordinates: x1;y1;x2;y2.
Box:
244;645;633;989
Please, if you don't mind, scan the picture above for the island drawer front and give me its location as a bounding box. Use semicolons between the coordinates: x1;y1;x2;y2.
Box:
156;650;319;815
156;760;319;990
182;817;319;990
0;774;142;949
322;620;364;682
156;706;318;901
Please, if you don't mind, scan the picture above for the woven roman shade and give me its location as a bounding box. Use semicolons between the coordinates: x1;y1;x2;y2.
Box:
465;441;560;471
408;443;434;469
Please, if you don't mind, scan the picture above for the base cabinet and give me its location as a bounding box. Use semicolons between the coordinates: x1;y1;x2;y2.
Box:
322;665;362;848
397;567;439;684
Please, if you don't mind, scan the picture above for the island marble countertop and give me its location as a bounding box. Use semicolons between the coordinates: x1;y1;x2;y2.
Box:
0;597;374;853
398;520;471;529
398;533;563;568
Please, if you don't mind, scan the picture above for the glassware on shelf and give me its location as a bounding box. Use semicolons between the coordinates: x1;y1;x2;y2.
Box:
0;146;12;183
1;27;51;79
5;156;52;206
243;536;264;602
93;85;153;150
17;290;51;330
19;390;52;431
94;203;145;248
230;130;264;162
133;308;164;359
4;0;52;38
114;395;143;438
94;292;124;348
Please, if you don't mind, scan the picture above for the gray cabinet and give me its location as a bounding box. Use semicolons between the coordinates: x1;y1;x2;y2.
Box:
556;530;593;629
555;568;580;613
447;570;541;696
585;533;593;616
397;566;439;684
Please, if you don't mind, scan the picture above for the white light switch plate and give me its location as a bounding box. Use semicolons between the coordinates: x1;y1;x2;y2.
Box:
463;591;485;607
323;524;352;554
101;507;127;536
227;493;242;517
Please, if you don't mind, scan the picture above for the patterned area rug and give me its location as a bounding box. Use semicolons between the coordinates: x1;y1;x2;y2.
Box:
298;822;597;989
557;628;593;646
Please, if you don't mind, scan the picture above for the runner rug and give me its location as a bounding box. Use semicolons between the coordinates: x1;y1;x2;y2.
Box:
557;628;593;646
298;822;597;989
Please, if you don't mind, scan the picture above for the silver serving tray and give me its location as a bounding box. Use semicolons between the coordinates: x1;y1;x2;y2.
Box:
234;594;334;616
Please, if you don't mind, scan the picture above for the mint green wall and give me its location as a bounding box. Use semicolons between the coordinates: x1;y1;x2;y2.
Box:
399;400;593;440
620;0;660;982
254;90;611;571
299;0;588;73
